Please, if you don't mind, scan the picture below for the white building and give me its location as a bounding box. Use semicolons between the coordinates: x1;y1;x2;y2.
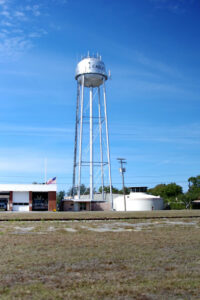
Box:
113;187;164;211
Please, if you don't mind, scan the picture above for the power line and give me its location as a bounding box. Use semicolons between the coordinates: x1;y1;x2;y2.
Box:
0;173;193;178
0;181;188;185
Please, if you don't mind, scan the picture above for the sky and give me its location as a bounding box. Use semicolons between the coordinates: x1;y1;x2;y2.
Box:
0;0;200;192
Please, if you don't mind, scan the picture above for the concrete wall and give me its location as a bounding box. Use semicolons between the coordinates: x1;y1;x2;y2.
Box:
91;202;111;211
63;201;74;211
63;201;111;211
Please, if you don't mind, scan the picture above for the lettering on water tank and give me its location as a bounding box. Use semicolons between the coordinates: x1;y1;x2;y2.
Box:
92;64;104;70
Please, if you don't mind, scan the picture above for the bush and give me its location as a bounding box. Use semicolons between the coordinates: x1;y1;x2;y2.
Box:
169;202;186;210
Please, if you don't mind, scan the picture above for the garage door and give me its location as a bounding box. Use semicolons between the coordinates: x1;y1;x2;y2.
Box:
13;192;29;212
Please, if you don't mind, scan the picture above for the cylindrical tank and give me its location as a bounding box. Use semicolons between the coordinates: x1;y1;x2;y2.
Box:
75;56;107;87
113;192;164;211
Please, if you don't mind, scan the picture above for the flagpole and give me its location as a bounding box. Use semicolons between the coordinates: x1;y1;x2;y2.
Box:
44;158;47;184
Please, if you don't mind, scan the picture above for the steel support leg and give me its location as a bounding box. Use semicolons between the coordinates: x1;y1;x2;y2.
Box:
90;87;93;203
98;87;104;201
103;80;113;209
78;76;84;199
72;82;80;197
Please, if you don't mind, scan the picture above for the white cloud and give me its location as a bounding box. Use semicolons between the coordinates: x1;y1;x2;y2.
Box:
0;124;73;137
135;52;183;79
0;0;69;60
0;0;8;8
32;5;41;16
149;0;194;14
14;11;26;18
0;151;72;175
0;10;10;17
29;29;48;38
110;122;200;145
50;0;68;4
0;37;32;59
1;20;12;26
0;1;51;59
25;4;41;17
0;145;73;188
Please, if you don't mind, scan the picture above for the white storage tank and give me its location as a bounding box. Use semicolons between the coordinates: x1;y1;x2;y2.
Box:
113;187;164;211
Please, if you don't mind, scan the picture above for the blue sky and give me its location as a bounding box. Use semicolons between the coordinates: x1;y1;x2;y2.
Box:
0;0;200;192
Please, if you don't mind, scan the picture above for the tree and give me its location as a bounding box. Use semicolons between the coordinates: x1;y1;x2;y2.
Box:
118;186;130;195
56;191;65;211
99;186;120;194
148;183;183;204
186;175;200;203
188;175;200;190
148;183;182;198
112;186;120;194
99;186;111;193
148;184;167;198
178;194;192;209
164;183;183;198
67;186;73;196
67;184;91;196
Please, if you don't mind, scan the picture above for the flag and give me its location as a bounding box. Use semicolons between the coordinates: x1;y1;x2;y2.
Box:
46;177;57;184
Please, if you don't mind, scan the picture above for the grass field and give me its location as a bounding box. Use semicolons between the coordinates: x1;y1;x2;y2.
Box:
0;209;200;220
0;212;200;299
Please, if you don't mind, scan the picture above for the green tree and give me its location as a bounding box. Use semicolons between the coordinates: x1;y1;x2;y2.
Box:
148;183;182;198
148;184;166;197
186;175;200;203
164;183;183;198
178;194;192;209
188;175;200;189
67;184;90;196
56;190;65;211
67;186;73;196
148;183;183;205
99;186;120;194
118;186;130;195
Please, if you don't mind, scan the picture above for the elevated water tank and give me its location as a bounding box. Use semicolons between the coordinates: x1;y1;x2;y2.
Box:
75;55;107;87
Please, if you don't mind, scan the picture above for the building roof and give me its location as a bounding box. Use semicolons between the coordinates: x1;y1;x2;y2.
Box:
114;192;163;201
63;193;121;202
0;184;57;192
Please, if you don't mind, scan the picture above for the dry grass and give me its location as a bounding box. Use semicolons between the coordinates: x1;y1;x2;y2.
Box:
0;210;200;221
0;218;200;299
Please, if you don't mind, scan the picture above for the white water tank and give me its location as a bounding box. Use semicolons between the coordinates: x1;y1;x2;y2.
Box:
113;191;164;211
75;55;107;87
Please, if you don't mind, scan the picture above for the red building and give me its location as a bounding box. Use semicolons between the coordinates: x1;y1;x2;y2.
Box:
0;184;57;212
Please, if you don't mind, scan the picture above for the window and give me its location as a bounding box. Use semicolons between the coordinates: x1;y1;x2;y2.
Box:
13;203;29;206
80;202;86;211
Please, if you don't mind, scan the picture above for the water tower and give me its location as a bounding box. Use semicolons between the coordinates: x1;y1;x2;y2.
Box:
72;53;113;208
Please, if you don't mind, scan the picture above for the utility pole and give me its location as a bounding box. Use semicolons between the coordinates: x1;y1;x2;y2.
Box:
117;158;127;211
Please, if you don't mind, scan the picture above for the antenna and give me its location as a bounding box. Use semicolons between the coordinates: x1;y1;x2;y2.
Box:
108;69;111;79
